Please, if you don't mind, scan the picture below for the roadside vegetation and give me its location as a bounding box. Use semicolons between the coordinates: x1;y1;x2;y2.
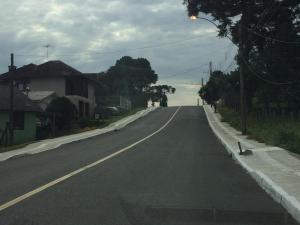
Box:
184;1;300;154
219;106;300;154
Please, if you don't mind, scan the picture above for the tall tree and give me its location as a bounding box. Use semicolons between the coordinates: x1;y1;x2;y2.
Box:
186;0;300;111
105;56;158;107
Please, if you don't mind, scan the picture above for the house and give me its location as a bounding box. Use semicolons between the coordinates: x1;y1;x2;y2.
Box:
0;61;99;118
0;85;42;145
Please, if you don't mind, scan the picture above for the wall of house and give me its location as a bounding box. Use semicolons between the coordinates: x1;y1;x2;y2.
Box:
30;78;96;117
0;111;36;145
88;83;96;114
0;112;8;131
88;83;95;102
14;112;36;144
30;78;66;96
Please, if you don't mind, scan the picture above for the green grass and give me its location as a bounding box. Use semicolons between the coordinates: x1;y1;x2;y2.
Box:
218;106;300;154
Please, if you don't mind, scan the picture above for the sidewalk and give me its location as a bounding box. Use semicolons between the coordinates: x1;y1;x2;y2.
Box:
0;107;158;162
203;105;300;223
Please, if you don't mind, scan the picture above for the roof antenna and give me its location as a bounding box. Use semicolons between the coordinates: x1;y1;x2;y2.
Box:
43;44;51;61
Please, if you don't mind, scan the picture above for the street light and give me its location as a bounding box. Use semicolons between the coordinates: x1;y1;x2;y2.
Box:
190;16;220;30
190;15;247;135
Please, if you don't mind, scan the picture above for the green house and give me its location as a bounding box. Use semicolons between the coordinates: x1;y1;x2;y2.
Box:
0;85;42;145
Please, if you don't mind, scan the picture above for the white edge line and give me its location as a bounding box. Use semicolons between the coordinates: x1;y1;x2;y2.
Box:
0;107;181;212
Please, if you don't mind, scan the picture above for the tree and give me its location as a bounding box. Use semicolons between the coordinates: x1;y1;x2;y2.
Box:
186;0;300;114
46;97;77;131
93;72;111;106
104;56;158;107
184;0;299;48
146;85;176;107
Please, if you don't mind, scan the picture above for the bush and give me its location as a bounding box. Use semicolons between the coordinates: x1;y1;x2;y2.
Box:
274;129;300;154
88;120;105;127
274;130;296;147
77;118;89;128
76;118;105;129
46;97;77;131
219;106;300;154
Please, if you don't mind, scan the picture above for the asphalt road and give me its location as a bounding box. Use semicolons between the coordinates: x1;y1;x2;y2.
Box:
0;106;298;225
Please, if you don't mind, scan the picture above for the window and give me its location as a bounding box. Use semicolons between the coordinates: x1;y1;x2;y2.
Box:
15;79;30;91
13;112;25;130
65;77;88;98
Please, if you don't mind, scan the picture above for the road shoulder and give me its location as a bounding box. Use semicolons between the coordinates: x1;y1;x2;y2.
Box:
203;105;300;223
0;107;158;162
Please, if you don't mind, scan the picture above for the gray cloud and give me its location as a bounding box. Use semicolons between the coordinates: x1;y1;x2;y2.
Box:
0;0;237;105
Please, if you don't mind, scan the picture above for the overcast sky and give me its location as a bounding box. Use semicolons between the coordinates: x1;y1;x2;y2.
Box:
0;0;237;106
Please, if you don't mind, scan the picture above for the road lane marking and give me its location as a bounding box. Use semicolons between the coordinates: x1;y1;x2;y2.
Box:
0;107;181;212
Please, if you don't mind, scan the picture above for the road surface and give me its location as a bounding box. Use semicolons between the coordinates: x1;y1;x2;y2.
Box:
0;106;298;225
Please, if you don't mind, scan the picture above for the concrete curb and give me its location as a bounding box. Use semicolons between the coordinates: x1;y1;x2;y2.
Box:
203;105;300;223
0;107;158;162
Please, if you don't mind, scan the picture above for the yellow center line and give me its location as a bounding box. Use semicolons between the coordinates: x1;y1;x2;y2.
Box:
0;106;181;212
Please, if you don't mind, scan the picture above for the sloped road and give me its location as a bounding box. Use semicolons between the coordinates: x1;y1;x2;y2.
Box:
0;106;298;225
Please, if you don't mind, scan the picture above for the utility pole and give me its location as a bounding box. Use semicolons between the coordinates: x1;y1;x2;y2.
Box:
239;21;247;135
209;61;213;76
201;77;204;105
9;53;16;145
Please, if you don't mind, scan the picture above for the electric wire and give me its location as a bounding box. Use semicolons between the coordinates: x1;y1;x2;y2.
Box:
14;32;218;58
241;55;300;85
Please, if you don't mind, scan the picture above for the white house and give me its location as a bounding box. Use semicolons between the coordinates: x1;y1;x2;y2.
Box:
0;61;99;118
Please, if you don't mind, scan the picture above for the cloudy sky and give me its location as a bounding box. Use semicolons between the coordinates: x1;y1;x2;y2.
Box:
0;0;237;106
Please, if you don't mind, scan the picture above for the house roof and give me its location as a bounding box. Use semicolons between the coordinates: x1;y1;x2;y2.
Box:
27;91;57;101
0;85;43;112
0;60;86;82
0;61;103;89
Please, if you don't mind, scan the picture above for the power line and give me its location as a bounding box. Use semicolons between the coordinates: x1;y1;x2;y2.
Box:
223;58;236;73
241;56;300;85
246;27;300;45
196;16;300;46
14;32;218;58
160;63;209;79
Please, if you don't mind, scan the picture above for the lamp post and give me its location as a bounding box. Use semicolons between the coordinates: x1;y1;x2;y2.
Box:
190;15;247;134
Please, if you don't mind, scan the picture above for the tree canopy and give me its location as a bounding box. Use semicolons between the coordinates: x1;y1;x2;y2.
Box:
185;0;300;114
105;56;157;95
93;56;176;108
146;85;176;107
100;56;158;107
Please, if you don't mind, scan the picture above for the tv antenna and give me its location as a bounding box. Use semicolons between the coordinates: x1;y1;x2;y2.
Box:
43;44;52;61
